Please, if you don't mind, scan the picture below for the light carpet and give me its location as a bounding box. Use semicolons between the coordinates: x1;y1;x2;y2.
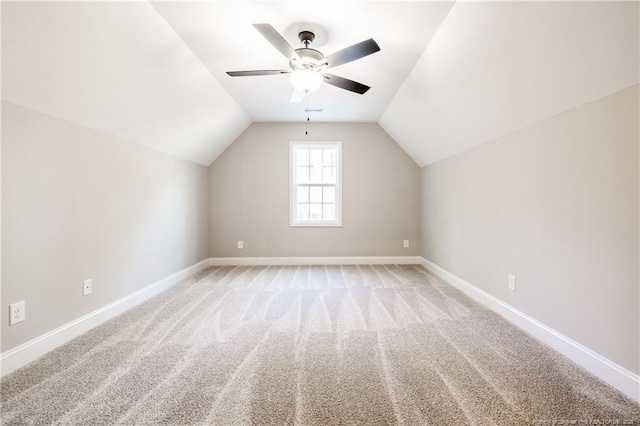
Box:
1;265;638;425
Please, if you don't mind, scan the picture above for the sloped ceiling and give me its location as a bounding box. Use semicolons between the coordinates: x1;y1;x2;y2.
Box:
380;1;640;166
1;1;251;166
2;1;638;167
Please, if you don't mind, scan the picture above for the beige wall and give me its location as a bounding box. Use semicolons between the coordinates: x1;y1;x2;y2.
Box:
209;122;421;257
421;86;639;373
1;102;209;352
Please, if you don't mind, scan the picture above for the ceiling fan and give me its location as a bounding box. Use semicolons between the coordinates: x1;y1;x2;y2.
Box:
226;24;380;103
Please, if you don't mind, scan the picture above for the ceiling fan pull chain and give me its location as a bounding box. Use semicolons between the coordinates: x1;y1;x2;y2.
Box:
305;94;310;135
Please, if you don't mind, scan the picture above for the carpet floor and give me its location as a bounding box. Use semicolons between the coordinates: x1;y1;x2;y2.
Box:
1;265;638;425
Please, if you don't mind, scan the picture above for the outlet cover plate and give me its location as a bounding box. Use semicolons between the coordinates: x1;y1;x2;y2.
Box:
237;240;244;249
508;274;516;291
9;300;26;325
403;240;410;248
83;279;93;296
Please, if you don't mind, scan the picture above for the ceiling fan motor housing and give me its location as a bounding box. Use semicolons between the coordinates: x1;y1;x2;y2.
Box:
296;47;324;68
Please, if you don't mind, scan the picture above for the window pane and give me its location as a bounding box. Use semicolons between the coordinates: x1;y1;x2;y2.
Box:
323;149;335;166
310;149;322;166
323;167;336;184
296;166;309;184
297;186;309;203
310;186;322;203
323;186;335;203
297;203;309;220
310;204;322;220
310;166;322;184
296;149;309;166
323;204;335;221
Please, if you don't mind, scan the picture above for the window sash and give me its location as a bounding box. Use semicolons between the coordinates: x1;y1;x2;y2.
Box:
290;142;342;227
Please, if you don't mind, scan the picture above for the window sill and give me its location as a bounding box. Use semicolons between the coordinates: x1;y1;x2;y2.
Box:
290;222;343;228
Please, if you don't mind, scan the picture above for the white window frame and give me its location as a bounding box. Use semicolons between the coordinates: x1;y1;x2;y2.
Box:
290;141;342;227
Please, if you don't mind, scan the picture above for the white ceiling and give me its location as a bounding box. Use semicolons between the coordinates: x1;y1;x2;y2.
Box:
2;1;638;167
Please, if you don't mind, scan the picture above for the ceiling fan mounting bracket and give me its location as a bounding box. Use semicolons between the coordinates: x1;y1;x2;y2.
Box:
298;30;315;47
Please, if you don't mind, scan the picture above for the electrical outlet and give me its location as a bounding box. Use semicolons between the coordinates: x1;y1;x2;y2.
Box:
237;240;244;249
403;240;410;249
9;301;26;326
83;279;93;296
508;274;516;292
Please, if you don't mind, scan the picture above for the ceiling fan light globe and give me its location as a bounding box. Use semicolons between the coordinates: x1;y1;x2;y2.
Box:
290;70;323;93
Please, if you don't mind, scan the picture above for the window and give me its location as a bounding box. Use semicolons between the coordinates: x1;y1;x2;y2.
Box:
290;142;342;227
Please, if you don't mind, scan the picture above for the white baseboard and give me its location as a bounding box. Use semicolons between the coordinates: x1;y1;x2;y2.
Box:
209;256;422;266
0;259;210;378
419;257;640;403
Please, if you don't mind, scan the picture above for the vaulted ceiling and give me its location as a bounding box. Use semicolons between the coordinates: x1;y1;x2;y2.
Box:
2;1;638;167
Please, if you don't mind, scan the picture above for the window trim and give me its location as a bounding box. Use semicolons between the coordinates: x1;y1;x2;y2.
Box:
290;141;343;227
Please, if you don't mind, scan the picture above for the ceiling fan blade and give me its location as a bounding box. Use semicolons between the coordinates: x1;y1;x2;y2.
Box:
290;87;305;103
323;73;370;94
227;70;289;77
322;39;380;69
253;23;301;63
